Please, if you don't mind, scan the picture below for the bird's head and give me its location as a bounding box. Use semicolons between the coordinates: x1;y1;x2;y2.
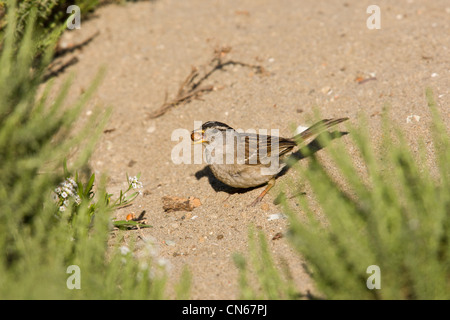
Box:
191;121;234;145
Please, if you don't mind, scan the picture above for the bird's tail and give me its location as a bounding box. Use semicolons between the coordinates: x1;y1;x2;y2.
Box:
292;118;349;144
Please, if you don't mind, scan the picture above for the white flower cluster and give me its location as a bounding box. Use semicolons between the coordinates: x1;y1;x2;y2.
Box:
128;175;143;190
54;177;81;212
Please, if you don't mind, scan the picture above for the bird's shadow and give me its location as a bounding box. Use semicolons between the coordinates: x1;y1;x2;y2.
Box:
194;130;348;195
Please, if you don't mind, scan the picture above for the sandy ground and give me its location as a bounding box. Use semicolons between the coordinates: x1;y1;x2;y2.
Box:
51;0;449;299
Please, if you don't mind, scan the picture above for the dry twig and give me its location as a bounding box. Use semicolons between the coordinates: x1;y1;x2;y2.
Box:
147;46;266;119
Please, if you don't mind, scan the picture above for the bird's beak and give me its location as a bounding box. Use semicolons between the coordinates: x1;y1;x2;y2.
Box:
191;129;206;144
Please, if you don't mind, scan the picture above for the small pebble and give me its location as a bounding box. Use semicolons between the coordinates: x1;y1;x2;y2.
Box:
295;125;308;135
272;232;283;240
406;115;421;123
165;239;176;246
267;213;287;221
321;86;331;94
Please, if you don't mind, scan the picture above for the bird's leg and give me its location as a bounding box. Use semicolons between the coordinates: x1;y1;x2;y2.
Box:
250;177;276;207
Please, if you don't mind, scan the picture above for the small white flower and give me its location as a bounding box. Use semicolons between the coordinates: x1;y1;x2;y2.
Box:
55;187;61;194
63;187;73;196
59;206;66;212
139;262;149;271
68;178;77;188
119;246;130;255
157;257;169;268
61;192;68;199
129;175;143;189
63;200;69;207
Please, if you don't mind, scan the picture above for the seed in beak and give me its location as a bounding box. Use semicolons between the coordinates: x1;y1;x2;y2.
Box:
191;131;203;142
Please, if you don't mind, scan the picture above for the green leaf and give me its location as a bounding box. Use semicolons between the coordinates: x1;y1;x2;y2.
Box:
112;220;152;230
63;158;70;178
85;173;95;195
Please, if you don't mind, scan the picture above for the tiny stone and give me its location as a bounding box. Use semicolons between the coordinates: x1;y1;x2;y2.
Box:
165;239;176;246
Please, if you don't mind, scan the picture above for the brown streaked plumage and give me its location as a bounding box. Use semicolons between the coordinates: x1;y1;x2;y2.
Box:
191;118;348;205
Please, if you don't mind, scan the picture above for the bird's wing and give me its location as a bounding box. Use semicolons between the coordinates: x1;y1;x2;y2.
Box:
238;133;296;165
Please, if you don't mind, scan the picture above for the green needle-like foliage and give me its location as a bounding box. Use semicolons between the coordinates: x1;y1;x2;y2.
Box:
237;92;449;299
0;0;104;54
233;228;299;300
0;1;179;299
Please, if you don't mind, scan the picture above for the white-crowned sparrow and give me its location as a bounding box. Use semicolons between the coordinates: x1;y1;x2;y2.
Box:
191;118;348;205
